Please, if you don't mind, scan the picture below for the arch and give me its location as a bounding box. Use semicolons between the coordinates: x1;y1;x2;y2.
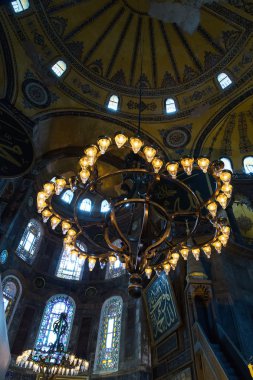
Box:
16;219;43;264
11;0;29;13
56;244;86;280
2;275;22;328
220;157;233;172
80;198;92;212
61;189;74;204
217;72;232;89
101;200;110;213
94;296;123;374
107;95;119;111
35;294;75;351
51;60;67;77
165;98;177;114
243;156;253;174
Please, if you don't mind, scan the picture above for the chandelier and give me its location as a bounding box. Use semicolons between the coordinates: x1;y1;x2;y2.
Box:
16;313;89;379
36;131;232;297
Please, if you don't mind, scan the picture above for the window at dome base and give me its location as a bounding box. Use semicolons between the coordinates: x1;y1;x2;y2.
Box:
107;95;119;111
56;244;86;280
217;73;232;89
220;157;233;172
61;189;74;204
80;198;92;212
94;296;123;374
16;219;42;264
243;156;253;174
101;200;110;213
51;60;67;77
35;295;75;351
11;0;29;13
165;98;177;114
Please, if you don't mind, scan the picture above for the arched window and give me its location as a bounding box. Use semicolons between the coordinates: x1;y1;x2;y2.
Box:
107;95;119;111
11;0;29;13
80;198;92;212
217;73;232;89
16;219;42;264
2;275;22;327
220;157;233;172
35;295;75;351
243;156;253;174
101;200;110;213
61;190;74;204
56;243;86;280
51;60;67;77
94;296;123;374
165;98;177;114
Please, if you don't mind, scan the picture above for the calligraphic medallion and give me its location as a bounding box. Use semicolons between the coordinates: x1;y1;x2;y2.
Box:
0;110;34;178
144;272;180;343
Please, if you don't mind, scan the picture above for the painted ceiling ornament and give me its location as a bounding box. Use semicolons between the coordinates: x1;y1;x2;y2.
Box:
149;0;223;34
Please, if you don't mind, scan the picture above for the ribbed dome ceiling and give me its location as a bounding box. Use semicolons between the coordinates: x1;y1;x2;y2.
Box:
37;0;244;94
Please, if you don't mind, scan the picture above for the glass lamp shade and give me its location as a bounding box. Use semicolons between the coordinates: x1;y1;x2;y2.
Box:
62;221;71;235
42;209;52;223
220;170;232;184
79;156;90;169
84;145;98;159
145;267;152;279
55;179;67;195
207;201;217;217
181;157;194;175
130;136;144;154
143;146;157;163
218;234;228;246
80;169;90;184
197;157;210;173
166;161;179;179
212;240;222;253
163;263;171;275
180;247;189;260
152;157;164;173
114;132;128;148
37;191;47;201
70;249;79;258
51;216;61;230
202;244;212;258
37;200;47;213
43;182;55;196
221;184;233;198
67;229;77;240
216;193;228;209
221;226;230;236
88;257;96;271
108;255;117;267
97;136;111;154
192;248;200;260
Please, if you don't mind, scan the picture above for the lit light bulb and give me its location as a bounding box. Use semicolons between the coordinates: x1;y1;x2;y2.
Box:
114;132;128;148
163;263;171;275
152;156;164;173
43;182;55;197
79;156;89;169
212;240;222;253
37;191;47;201
37;200;47;213
55;178;66;195
171;252;180;260
88;257;96;271
42;209;52;223
220;170;232;184
64;236;73;246
180;247;189;260
192;248;200;260
130;136;143;154
145;267;152;279
197;156;210;173
221;184;233;198
218;234;228;247
169;258;178;270
84;145;98;160
166;161;179;179
80;169;90;184
207;201;217;217
109;255;117;267
216;193;228;209
50;216;61;230
62;221;71;235
202;244;212;258
221;225;230;236
67;229;77;241
143;146;157;163
181;156;194;175
97;136;111;154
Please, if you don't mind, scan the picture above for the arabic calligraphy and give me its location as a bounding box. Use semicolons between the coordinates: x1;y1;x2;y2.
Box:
146;273;179;342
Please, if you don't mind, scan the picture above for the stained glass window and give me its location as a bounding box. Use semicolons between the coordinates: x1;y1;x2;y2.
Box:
16;219;42;264
106;240;125;279
0;249;8;264
217;72;232;89
94;296;123;374
61;190;73;204
165;98;177;114
107;95;119;111
35;295;75;351
56;243;86;280
2;275;22;327
80;198;92;212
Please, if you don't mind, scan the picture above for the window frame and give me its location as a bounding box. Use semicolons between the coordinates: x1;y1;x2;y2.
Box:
56;245;85;281
16;219;43;264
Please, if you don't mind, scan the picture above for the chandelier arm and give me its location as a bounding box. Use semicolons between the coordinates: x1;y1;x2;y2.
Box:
110;206;132;253
143;221;171;258
104;227;126;253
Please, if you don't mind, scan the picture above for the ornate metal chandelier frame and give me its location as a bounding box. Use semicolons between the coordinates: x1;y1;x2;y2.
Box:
36;132;232;285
